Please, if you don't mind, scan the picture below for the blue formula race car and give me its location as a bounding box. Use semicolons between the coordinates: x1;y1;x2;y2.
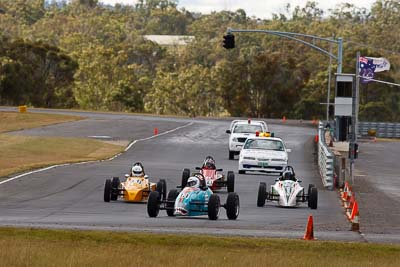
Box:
147;173;239;220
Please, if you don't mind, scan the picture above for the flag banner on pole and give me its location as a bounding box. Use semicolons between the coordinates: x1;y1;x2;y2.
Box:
359;56;375;83
366;57;391;72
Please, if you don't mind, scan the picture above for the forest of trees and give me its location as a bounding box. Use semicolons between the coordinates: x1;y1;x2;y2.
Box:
0;0;399;121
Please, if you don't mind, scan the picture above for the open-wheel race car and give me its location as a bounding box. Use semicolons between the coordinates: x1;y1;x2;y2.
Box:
147;173;240;220
257;166;318;209
104;162;167;203
181;156;235;192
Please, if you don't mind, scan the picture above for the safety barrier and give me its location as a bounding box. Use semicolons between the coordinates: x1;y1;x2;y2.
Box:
359;121;400;138
317;121;334;190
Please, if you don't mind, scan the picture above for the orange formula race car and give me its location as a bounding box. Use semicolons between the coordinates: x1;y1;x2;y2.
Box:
103;162;166;202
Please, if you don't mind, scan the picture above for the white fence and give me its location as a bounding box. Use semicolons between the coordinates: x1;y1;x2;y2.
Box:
318;122;334;190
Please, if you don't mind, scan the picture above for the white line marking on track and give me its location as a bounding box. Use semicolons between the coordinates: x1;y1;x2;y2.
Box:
0;122;194;185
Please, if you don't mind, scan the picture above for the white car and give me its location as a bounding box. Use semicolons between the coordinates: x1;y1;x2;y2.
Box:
238;135;290;174
257;166;318;209
226;120;268;160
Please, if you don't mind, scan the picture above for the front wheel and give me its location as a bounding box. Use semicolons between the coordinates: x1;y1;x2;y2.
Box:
111;177;120;201
226;192;240;220
147;191;161;217
257;182;267;207
307;184;315;207
208;194;220;220
229;151;235;160
104;179;111;202
227;171;235;192
308;187;318;210
166;189;179;217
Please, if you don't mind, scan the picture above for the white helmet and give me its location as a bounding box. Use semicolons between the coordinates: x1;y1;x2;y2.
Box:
187;177;200;188
131;165;143;177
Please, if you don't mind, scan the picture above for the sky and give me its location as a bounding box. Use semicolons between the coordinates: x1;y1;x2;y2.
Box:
98;0;376;19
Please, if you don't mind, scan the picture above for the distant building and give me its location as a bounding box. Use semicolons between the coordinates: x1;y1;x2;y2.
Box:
144;35;195;46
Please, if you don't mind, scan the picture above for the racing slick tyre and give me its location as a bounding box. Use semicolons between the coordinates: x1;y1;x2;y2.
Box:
308;187;318;210
226;192;240;220
181;168;190;188
147;191;161;217
257;182;267;207
227;171;235;192
110;177;120;201
208;194;220;220
307;184;315;207
166;189;179;217
238;170;246;174
104;179;111;202
229;151;235;160
156;179;167;200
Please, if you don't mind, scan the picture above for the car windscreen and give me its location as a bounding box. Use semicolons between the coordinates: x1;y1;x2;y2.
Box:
244;139;285;151
233;124;263;133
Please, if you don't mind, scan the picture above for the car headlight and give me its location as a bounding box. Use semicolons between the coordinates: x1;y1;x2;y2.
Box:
243;157;256;160
232;137;239;142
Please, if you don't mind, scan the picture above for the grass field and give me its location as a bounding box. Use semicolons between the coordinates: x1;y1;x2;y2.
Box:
0;134;124;177
0;111;81;133
0;111;123;177
0;227;399;267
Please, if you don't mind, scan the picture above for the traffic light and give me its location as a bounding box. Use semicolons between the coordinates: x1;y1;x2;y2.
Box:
348;143;359;159
223;34;235;49
354;143;359;159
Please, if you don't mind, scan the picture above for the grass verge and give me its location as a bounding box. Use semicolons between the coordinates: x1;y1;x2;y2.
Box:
0;134;124;177
0;227;399;267
0;111;81;133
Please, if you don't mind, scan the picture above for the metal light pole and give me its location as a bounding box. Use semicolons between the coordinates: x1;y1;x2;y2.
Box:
350;51;360;184
326;40;333;121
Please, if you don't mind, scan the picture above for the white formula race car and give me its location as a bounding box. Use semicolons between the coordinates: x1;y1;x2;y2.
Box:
257;166;318;209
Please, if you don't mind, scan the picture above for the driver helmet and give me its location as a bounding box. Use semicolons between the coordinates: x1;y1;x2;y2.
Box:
131;164;144;177
203;156;216;169
187;176;200;188
282;170;294;181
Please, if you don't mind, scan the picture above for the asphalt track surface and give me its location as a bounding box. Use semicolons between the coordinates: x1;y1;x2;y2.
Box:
0;107;394;243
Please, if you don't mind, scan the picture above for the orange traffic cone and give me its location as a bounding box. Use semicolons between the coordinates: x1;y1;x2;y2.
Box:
303;215;315;240
282;116;287;123
350;201;360;231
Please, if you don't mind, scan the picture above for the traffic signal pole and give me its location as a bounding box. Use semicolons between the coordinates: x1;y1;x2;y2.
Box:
226;28;343;122
227;28;343;74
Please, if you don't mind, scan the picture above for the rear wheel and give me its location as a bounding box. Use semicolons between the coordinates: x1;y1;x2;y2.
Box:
181;168;190;188
238;170;245;174
104;179;111;202
166;189;179;217
156;179;167;200
208;194;220;220
308;187;318;210
111;177;120;201
226;192;240;220
229;151;235;160
227;171;235;192
147;191;160;217
257;182;267;207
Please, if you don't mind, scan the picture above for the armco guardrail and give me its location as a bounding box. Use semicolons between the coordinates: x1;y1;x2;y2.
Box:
318;121;334;190
359;122;400;138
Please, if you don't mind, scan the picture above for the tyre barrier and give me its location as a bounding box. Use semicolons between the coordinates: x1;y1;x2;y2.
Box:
339;182;360;231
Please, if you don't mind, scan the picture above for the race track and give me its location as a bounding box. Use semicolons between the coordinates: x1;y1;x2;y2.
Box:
0;109;364;241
